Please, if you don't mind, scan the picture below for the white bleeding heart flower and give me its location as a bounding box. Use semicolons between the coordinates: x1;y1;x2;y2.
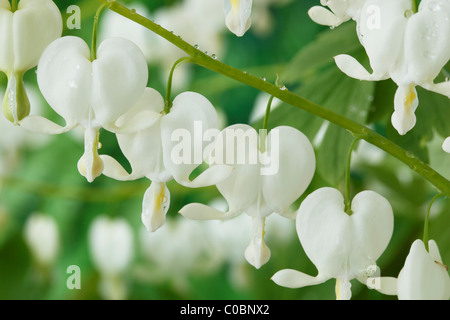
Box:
368;239;450;300
272;187;394;300
0;0;62;124
180;124;315;269
334;0;450;135
21;36;151;182
88;215;134;300
224;0;252;36
443;137;450;153
100;87;232;233
308;0;365;27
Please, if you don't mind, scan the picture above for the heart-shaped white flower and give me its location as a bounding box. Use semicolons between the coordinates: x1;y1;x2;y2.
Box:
101;87;232;232
0;0;62;124
334;0;450;135
272;187;394;299
21;36;151;182
180;124;316;269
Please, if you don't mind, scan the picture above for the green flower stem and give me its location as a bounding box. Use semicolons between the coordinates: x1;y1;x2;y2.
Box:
11;0;17;12
412;0;419;13
423;193;445;252
344;138;360;215
90;2;108;62
164;57;191;114
100;0;450;197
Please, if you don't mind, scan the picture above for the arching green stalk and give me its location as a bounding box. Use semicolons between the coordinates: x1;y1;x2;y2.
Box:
344;138;360;215
90;2;108;61
164;57;191;114
98;0;450;197
423;193;445;252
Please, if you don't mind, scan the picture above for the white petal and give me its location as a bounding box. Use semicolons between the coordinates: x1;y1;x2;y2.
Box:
334;54;389;81
349;190;394;272
161;91;230;187
244;216;270;269
224;0;252;36
297;187;352;278
212;124;261;214
77;127;103;183
391;84;418;135
37;36;92;124
13;0;62;72
335;278;352;300
366;276;398;296
308;6;342;27
442;137;450;153
115;88;168;181
92;37;148;127
271;269;328;289
19;115;75;134
0;4;13;73
262;126;315;216
99;155;138;181
141;182;170;232
397;239;450;300
179;202;239;220
358;0;410;77
404;1;450;84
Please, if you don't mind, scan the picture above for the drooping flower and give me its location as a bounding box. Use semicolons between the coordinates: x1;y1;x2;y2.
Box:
334;0;450;135
308;0;365;28
20;36;151;182
443;137;450;153
100;87;232;232
180;124;315;269
23;212;60;269
272;187;394;299
88;215;134;300
224;0;252;36
0;0;62;124
367;239;450;300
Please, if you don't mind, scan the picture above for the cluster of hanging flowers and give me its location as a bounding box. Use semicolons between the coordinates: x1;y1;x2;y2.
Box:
0;0;448;300
310;0;450;137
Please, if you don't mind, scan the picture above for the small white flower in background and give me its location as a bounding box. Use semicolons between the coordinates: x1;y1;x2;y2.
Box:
368;239;450;300
101;88;232;233
0;0;62;124
20;36;151;183
443;137;450;153
139;217;224;293
250;0;293;36
224;0;252;36
180;124;315;269
308;0;365;28
23;213;60;269
272;187;394;300
334;0;450;135
88;215;134;300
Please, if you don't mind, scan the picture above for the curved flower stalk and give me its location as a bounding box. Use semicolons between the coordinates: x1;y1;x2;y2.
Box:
367;239;450;300
272;187;394;299
443;137;450;153
308;0;366;28
334;0;450;135
224;0;252;36
88;215;134;300
180;124;316;269
20;36;151;182
0;0;62;124
100;87;232;233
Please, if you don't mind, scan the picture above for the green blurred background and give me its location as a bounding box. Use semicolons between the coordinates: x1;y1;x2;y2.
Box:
0;0;448;300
